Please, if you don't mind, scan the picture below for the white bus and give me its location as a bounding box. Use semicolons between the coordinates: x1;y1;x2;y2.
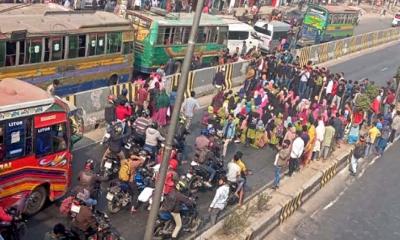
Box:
218;15;260;54
253;20;291;53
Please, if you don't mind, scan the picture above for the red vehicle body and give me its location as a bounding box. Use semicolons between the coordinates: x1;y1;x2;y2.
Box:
0;78;83;215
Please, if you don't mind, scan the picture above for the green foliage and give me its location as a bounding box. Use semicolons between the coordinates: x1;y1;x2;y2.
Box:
222;204;252;235
355;84;379;112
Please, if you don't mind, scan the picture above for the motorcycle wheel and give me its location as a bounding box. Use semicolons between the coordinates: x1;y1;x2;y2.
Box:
188;176;203;193
107;200;121;213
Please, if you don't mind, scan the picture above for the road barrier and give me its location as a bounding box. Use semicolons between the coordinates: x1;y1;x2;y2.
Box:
297;27;400;67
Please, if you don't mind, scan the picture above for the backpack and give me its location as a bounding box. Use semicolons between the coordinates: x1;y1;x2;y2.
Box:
119;160;131;182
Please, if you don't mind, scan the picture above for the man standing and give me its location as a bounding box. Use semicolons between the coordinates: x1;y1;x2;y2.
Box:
213;67;226;90
288;132;304;176
298;66;310;99
181;91;200;131
208;176;230;224
350;136;366;176
273;140;291;189
390;110;400;142
222;114;236;158
322;119;336;160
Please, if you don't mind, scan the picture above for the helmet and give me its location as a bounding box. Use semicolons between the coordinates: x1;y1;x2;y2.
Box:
376;122;383;129
142;111;150;118
113;122;123;134
85;159;94;171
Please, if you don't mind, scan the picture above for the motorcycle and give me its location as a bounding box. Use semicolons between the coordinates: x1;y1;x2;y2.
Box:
87;211;125;240
187;155;226;193
106;181;132;213
100;154;120;180
153;202;201;239
0;195;28;240
227;181;239;206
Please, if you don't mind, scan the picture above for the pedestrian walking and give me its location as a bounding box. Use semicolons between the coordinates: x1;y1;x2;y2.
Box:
350;135;366;176
181;91;200;131
273;139;291;189
365;122;381;157
208;176;229;225
389;110;400;142
322;119;336;160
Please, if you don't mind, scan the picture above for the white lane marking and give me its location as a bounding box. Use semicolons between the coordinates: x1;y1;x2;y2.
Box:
368;156;379;166
381;67;388;72
322;187;348;211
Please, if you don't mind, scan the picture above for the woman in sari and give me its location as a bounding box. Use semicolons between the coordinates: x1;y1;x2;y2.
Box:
152;89;170;127
303;122;316;165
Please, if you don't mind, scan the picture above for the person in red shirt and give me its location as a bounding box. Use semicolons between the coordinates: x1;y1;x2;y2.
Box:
384;89;395;114
136;83;149;112
115;102;132;122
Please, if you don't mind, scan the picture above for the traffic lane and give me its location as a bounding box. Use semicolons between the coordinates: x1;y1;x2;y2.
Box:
300;140;400;240
355;16;393;35
24;112;277;239
328;43;400;86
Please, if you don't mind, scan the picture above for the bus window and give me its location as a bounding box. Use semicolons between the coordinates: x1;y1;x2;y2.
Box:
78;35;86;57
107;32;122;53
96;34;106;55
157;27;166;44
18;40;25;65
44;38;50;62
217;27;228;45
209;27;218;43
4;119;32;159
123;41;133;54
173;27;183;44
27;39;42;64
68;35;79;59
197;27;206;43
181;27;190;44
51;37;64;61
5;41;17;66
88;34;97;56
228;31;249;40
35;123;67;156
0;41;5;67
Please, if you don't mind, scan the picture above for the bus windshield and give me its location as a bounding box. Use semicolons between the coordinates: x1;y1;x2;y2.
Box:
303;8;327;30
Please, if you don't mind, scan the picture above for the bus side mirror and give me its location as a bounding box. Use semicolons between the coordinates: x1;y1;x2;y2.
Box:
69;108;84;146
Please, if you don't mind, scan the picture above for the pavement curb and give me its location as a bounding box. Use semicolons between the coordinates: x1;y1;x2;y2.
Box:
195;146;354;240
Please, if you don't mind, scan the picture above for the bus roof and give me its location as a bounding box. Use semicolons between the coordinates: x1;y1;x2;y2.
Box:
310;5;360;14
215;15;254;31
0;78;54;112
127;10;226;26
0;3;68;15
0;7;131;36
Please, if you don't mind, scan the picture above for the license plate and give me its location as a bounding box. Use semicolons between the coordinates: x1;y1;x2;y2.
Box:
186;173;193;179
106;193;114;201
71;204;81;214
104;161;112;169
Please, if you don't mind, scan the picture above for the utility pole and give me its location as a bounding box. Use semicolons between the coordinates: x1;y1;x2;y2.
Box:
143;0;205;238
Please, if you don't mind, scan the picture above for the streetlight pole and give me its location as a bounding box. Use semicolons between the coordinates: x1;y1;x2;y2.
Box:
143;0;206;239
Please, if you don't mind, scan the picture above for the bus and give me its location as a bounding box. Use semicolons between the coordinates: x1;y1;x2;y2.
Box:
126;7;228;73
0;78;83;215
0;4;135;96
297;5;359;47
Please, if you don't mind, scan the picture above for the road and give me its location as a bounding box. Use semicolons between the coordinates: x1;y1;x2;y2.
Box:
355;15;393;35
24;44;400;239
267;138;400;240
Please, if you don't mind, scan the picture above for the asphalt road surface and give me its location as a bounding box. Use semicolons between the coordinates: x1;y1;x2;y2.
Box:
355;15;393;35
25;44;400;239
267;139;400;240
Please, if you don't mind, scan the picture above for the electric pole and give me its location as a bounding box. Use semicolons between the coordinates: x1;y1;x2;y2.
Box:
143;0;206;238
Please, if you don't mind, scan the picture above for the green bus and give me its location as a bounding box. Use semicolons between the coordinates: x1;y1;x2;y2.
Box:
298;5;359;47
126;8;228;73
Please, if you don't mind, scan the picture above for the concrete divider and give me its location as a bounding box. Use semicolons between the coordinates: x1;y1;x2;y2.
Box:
297;27;400;67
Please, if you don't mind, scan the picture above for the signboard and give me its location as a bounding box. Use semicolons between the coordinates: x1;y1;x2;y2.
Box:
5;120;26;159
0;106;46;121
303;14;326;30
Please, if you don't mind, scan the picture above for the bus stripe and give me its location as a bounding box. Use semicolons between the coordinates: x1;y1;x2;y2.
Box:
0;168;66;182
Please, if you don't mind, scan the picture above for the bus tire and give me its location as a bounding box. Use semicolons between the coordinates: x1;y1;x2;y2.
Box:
25;186;47;215
109;74;118;86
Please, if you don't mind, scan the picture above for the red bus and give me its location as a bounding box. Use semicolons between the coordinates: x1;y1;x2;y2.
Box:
0;78;83;215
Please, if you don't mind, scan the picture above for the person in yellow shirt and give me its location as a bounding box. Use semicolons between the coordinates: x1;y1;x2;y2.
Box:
365;122;382;157
233;151;251;205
